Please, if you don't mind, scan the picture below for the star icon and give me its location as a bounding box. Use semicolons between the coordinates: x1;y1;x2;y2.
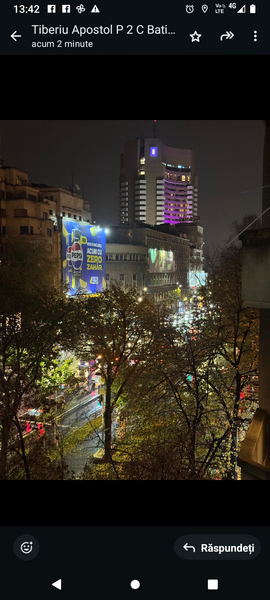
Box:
190;30;202;42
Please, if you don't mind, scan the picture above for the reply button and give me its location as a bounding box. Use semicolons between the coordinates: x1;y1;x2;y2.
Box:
174;535;261;560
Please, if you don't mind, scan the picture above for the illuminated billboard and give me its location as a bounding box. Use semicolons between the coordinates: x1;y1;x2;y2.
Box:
148;248;175;273
62;219;106;295
189;271;206;288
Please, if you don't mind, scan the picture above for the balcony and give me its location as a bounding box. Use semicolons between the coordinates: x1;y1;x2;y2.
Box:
238;408;270;479
240;228;270;309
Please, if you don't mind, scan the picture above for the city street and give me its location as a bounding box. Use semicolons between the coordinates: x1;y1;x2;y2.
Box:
59;390;103;475
59;387;118;475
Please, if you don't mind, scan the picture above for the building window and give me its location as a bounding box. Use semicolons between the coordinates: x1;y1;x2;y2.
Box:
14;208;27;217
74;215;76;219
124;254;127;261
68;213;71;218
79;216;82;221
20;226;29;235
63;212;65;217
49;209;53;215
133;274;137;281
30;226;33;235
2;225;6;235
29;194;37;202
120;274;125;281
43;212;48;219
47;228;52;237
106;274;110;281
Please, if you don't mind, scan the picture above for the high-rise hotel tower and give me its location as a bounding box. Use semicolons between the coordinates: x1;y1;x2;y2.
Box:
119;137;199;226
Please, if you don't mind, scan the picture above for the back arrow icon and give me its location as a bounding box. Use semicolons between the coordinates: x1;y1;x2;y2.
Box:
11;31;21;41
183;543;196;552
220;31;234;40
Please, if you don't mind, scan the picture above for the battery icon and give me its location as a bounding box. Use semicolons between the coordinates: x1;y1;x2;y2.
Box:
250;4;256;12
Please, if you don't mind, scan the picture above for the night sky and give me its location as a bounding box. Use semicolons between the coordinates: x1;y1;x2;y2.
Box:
0;120;265;249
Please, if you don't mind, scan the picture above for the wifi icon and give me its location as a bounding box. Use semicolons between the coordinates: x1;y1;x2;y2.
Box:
237;4;246;12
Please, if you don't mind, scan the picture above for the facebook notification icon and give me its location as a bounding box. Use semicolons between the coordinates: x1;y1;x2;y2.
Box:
62;4;71;11
47;4;56;11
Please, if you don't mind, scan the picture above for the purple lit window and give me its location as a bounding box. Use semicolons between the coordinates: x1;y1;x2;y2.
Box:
150;146;157;157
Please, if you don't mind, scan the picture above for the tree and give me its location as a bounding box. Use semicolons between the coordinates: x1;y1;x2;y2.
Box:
0;236;77;479
67;282;172;462
0;235;59;314
200;244;259;479
0;290;75;479
203;244;221;280
79;299;231;480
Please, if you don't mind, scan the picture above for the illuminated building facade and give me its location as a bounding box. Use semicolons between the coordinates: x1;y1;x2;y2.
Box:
106;222;191;301
175;222;204;274
119;137;199;227
0;164;92;286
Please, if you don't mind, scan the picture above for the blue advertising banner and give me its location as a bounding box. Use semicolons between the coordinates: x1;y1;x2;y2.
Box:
62;219;106;295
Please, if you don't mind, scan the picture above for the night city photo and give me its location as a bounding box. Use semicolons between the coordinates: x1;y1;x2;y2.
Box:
0;119;268;480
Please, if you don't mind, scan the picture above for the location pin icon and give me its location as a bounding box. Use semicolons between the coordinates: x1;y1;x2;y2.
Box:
201;4;208;11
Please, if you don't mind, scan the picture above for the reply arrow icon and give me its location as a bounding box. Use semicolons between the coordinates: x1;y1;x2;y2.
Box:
183;543;196;552
11;31;22;41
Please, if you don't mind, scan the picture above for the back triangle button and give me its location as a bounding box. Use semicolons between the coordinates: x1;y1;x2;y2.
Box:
52;579;62;590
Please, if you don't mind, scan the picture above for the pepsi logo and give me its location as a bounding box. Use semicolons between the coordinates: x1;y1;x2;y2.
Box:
71;242;83;270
